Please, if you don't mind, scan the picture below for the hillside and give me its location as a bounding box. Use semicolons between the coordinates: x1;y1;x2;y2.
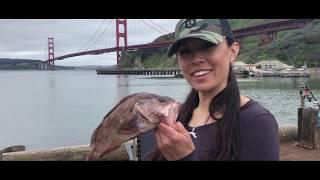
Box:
0;58;77;70
119;48;177;69
238;19;320;68
119;19;319;69
0;58;42;70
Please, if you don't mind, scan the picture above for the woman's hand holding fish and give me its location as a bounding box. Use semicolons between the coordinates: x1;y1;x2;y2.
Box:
155;121;195;160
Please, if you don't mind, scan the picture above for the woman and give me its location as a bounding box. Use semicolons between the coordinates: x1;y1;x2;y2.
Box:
146;19;279;161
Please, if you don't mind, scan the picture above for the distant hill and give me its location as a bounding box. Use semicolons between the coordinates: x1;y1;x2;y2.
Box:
0;58;110;70
0;58;41;65
0;58;78;70
0;58;42;70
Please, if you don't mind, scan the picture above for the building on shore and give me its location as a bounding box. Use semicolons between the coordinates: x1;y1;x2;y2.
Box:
233;61;257;71
255;59;292;70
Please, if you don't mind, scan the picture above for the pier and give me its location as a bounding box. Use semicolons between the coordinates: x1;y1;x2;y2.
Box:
96;68;181;76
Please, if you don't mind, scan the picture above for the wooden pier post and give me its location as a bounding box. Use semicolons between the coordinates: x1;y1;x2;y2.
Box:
298;107;320;149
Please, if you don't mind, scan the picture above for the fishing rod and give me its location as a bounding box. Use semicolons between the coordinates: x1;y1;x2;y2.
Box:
306;84;320;108
303;84;320;109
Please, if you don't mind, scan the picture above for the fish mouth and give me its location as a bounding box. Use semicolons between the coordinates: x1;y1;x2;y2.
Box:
137;101;180;126
139;108;162;124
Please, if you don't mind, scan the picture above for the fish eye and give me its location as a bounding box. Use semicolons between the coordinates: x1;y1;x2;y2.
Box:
158;97;167;103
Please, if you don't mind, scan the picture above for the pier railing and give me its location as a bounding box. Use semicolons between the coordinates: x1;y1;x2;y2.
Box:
96;68;181;76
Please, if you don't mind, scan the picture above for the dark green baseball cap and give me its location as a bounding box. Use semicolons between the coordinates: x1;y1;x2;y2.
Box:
167;19;234;57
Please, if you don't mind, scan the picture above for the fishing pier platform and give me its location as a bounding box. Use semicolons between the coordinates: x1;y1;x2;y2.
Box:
96;67;181;76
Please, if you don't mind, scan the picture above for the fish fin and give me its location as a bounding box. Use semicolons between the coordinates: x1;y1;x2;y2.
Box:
101;93;140;120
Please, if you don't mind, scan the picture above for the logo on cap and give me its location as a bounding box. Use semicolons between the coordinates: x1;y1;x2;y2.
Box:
184;19;196;28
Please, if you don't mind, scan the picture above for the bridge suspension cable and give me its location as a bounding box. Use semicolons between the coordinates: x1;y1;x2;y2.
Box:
82;19;114;52
104;20;113;49
54;41;67;58
128;19;143;45
78;19;107;52
42;41;48;61
146;19;171;34
139;19;172;41
140;19;167;35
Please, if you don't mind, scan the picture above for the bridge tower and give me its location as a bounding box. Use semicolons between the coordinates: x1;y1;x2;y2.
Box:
116;19;128;65
48;37;55;70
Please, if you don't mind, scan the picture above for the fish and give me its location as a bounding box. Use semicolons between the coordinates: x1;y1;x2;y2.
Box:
86;92;181;161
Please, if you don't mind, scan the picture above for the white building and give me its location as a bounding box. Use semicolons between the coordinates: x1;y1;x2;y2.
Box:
233;61;257;71
255;59;292;70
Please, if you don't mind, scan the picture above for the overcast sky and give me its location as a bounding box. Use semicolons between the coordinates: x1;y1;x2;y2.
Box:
0;19;180;66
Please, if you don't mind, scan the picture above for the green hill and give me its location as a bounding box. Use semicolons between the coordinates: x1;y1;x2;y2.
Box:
0;58;76;70
238;19;320;68
119;19;319;69
0;58;42;70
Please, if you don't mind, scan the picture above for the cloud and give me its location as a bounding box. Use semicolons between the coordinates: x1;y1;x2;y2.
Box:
0;19;179;66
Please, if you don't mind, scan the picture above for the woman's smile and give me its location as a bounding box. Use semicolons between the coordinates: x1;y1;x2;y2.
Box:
191;68;213;81
191;69;212;76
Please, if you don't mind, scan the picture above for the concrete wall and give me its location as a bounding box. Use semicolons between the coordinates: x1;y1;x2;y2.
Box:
0;127;297;161
1;144;129;161
279;126;297;141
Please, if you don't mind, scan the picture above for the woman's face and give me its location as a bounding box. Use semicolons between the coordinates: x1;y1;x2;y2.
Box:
177;38;239;94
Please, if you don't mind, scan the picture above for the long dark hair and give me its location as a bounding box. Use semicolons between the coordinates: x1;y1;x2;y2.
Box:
146;38;240;160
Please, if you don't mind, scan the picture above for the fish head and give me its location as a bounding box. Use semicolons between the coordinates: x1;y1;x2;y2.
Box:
134;95;181;127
